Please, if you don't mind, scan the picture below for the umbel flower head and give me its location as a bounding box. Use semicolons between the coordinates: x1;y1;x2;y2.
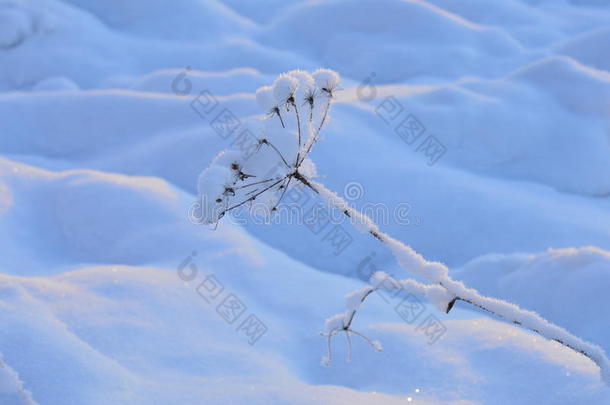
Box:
272;74;298;107
195;69;341;225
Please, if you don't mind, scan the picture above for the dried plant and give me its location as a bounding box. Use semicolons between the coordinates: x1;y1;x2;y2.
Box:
196;69;610;386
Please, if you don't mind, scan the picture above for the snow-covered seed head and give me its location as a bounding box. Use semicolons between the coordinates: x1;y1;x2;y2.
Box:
196;164;235;224
312;68;340;96
195;150;247;224
287;69;315;104
197;166;233;199
255;85;276;113
272;74;299;106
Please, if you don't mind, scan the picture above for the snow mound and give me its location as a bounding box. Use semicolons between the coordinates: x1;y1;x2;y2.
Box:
32;76;79;92
0;7;32;49
555;27;610;72
1;0;610;402
343;55;610;196
0;354;37;405
454;246;610;347
260;0;526;83
58;0;254;40
0;158;257;275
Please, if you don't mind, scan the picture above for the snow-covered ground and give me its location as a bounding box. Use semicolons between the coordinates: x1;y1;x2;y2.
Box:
1;0;609;404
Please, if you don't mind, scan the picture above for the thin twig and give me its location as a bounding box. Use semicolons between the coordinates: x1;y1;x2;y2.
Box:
349;329;379;349
297;95;331;168
292;100;302;165
326;330;337;364
261;139;291;168
219;178;285;216
270;176;293;213
234;177;277;190
345;289;375;329
346;331;352;362
272;107;285;128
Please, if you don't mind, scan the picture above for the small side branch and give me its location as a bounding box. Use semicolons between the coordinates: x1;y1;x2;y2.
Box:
270;176;293;213
272;107;285;128
261;139;290;168
218;177;285;217
307;174;610;383
291;99;303;165
297;95;332;168
234;177;277;191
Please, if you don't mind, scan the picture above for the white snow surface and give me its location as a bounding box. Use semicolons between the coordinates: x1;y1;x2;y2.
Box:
1;0;610;404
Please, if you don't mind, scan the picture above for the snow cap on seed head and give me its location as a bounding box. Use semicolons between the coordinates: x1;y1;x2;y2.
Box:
287;69;315;103
197;165;232;202
272;73;299;105
195;149;247;224
255;85;276;113
197;164;234;224
312;68;340;95
207;150;245;177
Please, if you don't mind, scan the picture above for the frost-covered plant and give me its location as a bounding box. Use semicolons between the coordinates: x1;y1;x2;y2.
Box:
196;69;610;386
196;69;338;223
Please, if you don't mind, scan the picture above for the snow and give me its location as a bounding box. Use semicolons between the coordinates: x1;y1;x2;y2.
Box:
196;164;234;224
1;0;610;403
312;69;341;93
288;69;315;103
272;74;299;105
0;8;32;49
0;353;36;405
314;178;610;381
255;85;276;113
454;247;610;357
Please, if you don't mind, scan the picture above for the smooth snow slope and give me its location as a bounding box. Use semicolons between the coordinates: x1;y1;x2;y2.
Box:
0;0;609;404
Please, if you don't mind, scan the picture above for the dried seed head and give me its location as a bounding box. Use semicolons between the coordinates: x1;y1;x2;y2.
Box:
272;74;299;105
312;69;340;96
255;86;276;112
287;69;315;104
